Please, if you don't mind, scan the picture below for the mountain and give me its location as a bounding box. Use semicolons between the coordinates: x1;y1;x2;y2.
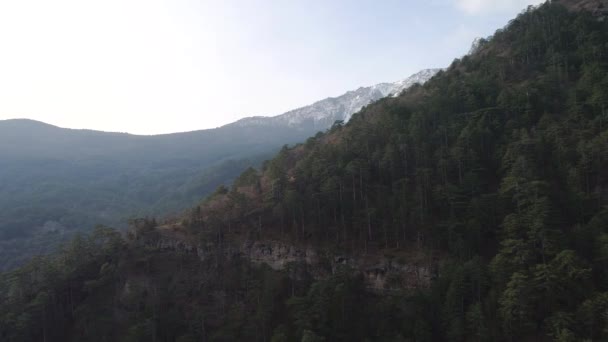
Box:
1;0;607;341
232;69;441;130
0;69;437;271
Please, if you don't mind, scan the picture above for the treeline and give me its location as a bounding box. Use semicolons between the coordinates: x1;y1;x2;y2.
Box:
0;223;439;341
0;227;125;341
2;1;608;341
186;2;608;340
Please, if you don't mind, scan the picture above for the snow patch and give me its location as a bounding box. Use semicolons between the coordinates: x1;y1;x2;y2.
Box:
231;68;442;130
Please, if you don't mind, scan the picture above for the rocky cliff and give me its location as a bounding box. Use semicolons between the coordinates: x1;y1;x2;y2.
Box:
145;226;436;293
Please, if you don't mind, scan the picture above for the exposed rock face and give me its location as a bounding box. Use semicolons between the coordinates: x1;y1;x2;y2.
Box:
149;234;435;293
243;240;320;271
358;258;433;292
243;240;435;292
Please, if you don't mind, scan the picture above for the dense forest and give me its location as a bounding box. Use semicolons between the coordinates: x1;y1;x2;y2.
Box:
0;65;431;272
0;114;309;271
2;0;608;341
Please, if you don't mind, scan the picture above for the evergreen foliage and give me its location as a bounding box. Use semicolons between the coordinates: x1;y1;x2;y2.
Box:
1;1;608;341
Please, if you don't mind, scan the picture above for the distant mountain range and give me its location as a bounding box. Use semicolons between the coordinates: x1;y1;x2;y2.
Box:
0;68;439;270
3;1;608;340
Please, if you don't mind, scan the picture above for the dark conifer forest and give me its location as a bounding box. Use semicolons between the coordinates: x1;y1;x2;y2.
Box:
1;1;608;341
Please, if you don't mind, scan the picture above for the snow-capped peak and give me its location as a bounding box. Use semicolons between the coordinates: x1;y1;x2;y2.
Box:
231;68;442;131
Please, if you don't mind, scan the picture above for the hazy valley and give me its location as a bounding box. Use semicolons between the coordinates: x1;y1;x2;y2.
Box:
1;0;607;341
0;70;438;271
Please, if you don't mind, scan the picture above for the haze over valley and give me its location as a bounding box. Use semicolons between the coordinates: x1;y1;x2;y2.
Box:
0;69;439;270
1;1;607;341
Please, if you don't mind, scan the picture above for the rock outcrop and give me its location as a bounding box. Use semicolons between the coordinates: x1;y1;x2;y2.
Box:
147;229;435;293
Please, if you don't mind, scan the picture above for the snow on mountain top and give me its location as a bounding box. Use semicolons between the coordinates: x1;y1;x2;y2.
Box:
232;68;442;131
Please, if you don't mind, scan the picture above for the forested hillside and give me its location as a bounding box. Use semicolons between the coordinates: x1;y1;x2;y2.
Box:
0;118;307;270
1;0;608;341
0;117;310;270
0;69;436;272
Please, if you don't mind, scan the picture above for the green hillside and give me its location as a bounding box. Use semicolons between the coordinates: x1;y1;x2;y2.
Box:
0;118;317;270
1;0;608;341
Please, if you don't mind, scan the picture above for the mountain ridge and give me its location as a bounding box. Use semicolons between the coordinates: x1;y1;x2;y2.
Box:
1;0;608;340
0;68;439;271
1;68;440;136
230;68;441;130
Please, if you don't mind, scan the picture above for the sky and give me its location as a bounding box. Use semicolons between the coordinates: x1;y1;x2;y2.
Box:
0;0;544;135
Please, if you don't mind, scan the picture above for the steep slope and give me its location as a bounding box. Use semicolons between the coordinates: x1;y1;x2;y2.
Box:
0;69;437;271
2;1;608;341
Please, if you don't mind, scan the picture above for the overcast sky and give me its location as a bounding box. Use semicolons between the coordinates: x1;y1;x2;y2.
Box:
0;0;544;135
